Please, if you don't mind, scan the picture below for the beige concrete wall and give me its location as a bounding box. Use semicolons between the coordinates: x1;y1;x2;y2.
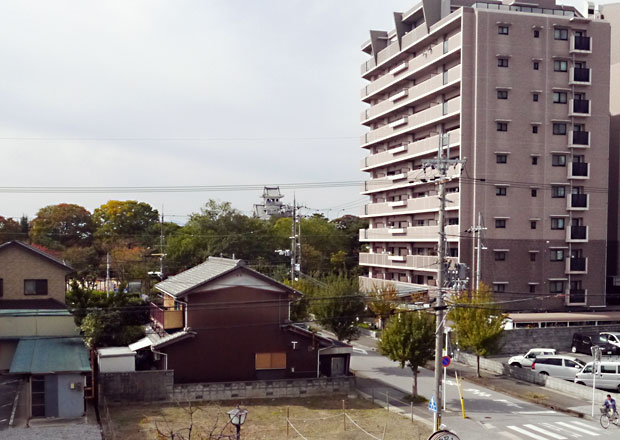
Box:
0;315;79;338
0;245;69;303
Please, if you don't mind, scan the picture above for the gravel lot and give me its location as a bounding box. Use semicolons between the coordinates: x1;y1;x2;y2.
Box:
1;425;101;440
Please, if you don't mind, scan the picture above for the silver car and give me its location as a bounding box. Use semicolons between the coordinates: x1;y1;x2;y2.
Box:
531;355;585;380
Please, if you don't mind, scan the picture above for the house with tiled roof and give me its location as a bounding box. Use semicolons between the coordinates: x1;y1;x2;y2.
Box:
132;256;351;383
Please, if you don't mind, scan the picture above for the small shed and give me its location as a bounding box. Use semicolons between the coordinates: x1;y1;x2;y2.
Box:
97;347;136;373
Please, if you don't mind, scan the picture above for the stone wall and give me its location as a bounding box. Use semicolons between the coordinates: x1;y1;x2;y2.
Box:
496;324;620;354
99;370;354;405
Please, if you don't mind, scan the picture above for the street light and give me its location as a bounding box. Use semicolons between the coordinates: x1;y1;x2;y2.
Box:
227;406;248;440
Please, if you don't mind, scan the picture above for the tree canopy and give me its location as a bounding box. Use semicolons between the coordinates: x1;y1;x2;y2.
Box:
93;200;159;247
29;203;94;250
312;276;365;342
0;216;24;244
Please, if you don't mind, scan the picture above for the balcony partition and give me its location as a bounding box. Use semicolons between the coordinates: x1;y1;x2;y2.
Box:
150;302;184;330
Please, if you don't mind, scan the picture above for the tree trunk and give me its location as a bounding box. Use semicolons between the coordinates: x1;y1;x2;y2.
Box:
476;354;481;378
412;367;418;397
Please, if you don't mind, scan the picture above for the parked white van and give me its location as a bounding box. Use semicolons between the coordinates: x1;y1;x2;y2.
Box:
532;355;585;380
575;361;620;392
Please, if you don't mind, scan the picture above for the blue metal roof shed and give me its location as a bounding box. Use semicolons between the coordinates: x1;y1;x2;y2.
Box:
9;337;91;374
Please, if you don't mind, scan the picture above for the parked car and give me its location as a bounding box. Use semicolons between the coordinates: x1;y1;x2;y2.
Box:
575;361;620;392
531;355;585;380
571;333;618;355
508;348;557;368
599;332;620;351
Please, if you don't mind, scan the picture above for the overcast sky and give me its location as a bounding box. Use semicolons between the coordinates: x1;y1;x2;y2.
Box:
1;0;615;223
0;0;419;223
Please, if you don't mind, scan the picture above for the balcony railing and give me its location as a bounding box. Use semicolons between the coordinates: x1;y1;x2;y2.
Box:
569;99;590;116
359;252;457;271
359;224;460;241
566;225;588;242
570;35;591;53
568;162;589;179
361;192;459;216
569;67;591;85
568;193;588;210
150;302;184;330
569;131;590;147
566;257;587;274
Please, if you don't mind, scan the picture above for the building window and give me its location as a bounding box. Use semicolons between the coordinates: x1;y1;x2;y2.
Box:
255;352;287;370
532;125;539;134
531;189;537;197
553;123;567;135
552;186;566;198
554;28;568;40
550;249;565;261
552;154;566;166
496;122;508;132
533;93;539;102
496;154;507;164
529;252;537;262
496;187;507;196
495;219;506;229
553;92;568;104
498;58;509;68
531;156;538;165
495;251;506;261
533;62;539;70
554;60;568;72
497;90;508;100
529;284;537;293
24;279;48;296
550;281;565;293
534;30;540;38
551;218;566;230
493;284;506;293
531;221;537;230
448;218;459;225
498;25;509;35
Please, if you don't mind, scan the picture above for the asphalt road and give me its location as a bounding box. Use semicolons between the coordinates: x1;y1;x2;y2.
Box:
351;345;619;439
0;377;20;430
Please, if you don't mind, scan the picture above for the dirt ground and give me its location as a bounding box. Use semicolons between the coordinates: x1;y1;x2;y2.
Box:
106;395;432;440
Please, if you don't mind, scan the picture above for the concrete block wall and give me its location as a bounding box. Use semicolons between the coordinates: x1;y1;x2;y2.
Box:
99;370;174;405
496;324;620;354
172;377;355;402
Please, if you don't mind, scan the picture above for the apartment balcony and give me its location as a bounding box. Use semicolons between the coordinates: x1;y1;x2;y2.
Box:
570;35;591;53
568;99;590;117
566;257;588;274
360;129;461;171
567;193;589;210
359;252;457;272
567;162;589;179
361;65;461;125
359;224;460;242
150;302;184;330
358;276;429;296
362;192;459;216
567;289;587;304
569;67;591;85
566;225;588;242
362;97;461;147
568;131;590;148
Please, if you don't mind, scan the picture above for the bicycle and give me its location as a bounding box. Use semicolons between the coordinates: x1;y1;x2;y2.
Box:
600;406;619;429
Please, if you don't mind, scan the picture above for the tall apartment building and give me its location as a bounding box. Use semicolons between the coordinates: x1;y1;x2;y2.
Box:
359;0;611;311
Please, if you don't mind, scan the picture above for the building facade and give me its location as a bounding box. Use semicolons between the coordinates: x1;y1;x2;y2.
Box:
359;0;611;311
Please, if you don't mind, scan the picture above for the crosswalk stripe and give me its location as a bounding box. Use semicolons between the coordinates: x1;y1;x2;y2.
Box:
555;422;599;436
570;420;603;432
499;431;523;440
524;424;567;439
508;425;551;440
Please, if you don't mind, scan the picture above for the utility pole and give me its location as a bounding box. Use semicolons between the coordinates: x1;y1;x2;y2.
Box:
159;208;166;278
472;212;486;290
291;195;297;283
106;252;111;297
423;132;466;431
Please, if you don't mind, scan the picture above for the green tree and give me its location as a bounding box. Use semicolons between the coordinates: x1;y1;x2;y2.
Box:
93;200;159;247
366;283;399;329
448;284;506;377
312;276;365;342
62;246;101;287
378;311;435;397
0;216;24;244
29;204;94;250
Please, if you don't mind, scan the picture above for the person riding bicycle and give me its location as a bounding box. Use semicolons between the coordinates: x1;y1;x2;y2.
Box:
603;394;617;417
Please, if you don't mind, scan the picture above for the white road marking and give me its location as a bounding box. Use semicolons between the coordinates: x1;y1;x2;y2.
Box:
499;431;523;439
524;424;567;439
570;420;603;432
508;425;549;439
514;410;556;414
465;388;492;397
540;423;581;438
482;423;496;430
352;347;367;355
494;399;522;408
556;421;599;436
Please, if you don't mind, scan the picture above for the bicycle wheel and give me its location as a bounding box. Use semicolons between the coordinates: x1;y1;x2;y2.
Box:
601;413;610;429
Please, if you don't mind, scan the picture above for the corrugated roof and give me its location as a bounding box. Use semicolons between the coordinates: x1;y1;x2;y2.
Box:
0;241;74;272
9;337;90;374
155;257;244;297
